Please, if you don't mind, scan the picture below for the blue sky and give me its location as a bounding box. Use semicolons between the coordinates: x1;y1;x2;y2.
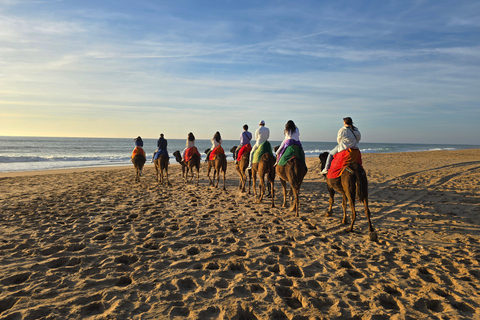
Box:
1;0;479;144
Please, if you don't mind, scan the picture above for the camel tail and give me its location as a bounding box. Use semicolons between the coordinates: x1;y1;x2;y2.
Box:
354;163;368;201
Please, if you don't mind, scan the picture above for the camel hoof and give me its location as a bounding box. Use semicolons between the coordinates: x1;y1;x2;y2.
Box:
325;212;332;217
344;228;353;233
369;231;378;241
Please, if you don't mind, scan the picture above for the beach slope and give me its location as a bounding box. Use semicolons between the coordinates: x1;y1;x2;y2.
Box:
1;149;479;319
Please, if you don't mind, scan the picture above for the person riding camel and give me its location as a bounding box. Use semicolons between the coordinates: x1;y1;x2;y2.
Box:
205;131;223;162
321;117;361;174
247;120;270;170
275;120;302;166
131;136;146;162
152;133;168;163
234;124;252;164
181;132;196;163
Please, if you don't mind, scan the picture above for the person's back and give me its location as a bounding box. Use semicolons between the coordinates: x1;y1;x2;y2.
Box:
248;120;269;170
157;134;168;151
337;126;360;152
255;125;270;145
321;117;361;174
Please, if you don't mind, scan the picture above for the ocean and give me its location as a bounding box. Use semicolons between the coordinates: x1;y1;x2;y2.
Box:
1;136;479;173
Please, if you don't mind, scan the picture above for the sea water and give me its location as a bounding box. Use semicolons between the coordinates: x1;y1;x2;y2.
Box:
0;136;478;173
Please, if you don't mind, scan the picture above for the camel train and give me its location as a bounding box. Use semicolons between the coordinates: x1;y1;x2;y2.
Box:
130;117;376;239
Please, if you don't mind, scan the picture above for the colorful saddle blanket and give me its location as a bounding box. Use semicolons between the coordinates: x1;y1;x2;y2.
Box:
327;148;362;180
252;141;273;164
237;144;252;162
184;147;200;162
132;146;146;159
278;144;307;169
209;146;225;161
154;149;168;160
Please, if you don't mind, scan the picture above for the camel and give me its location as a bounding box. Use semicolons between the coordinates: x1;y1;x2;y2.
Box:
132;154;146;182
319;152;377;240
154;153;170;185
205;149;227;190
250;151;275;207
230;146;251;193
276;155;307;217
173;150;200;186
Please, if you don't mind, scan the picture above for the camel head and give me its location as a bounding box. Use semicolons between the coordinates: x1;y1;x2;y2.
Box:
319;152;328;170
172;150;182;163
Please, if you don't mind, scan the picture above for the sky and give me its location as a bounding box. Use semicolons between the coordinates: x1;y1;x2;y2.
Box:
1;0;479;144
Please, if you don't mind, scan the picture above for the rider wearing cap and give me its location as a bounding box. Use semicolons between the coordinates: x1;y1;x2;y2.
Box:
247;120;270;170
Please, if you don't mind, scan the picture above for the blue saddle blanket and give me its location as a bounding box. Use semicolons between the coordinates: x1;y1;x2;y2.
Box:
154;149;168;160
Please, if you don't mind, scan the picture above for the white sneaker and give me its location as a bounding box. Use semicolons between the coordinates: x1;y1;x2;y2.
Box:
321;168;328;175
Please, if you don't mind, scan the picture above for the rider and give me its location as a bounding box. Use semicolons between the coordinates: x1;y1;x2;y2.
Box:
321;117;361;174
234;124;252;164
152;133;168;162
181;132;196;163
132;136;146;161
247;120;270;170
275;120;301;165
205;131;223;162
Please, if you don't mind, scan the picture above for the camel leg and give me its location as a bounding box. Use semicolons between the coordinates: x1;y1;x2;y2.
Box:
241;172;246;192
293;188;300;217
196;168;199;186
341;194;348;225
280;179;287;208
363;198;374;233
214;169;220;188
207;165;213;186
325;187;335;217
252;171;257;199
270;178;275;208
258;175;265;203
346;193;357;232
290;187;298;213
223;170;226;191
166;167;170;186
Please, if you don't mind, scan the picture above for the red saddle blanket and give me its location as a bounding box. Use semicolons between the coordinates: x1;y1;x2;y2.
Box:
209;146;225;161
327;148;362;179
131;146;146;159
184;147;200;162
237;144;252;162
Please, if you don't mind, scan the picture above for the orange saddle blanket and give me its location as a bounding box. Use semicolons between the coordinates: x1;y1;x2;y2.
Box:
131;146;146;159
184;147;200;162
209;146;225;160
237;144;252;162
327;148;362;179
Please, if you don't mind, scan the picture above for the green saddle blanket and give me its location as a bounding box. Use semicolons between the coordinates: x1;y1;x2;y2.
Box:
278;145;307;168
252;141;273;164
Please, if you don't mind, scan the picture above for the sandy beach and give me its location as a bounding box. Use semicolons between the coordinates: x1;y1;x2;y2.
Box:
0;149;479;320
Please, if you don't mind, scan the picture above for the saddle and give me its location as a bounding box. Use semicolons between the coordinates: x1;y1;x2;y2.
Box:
209;146;225;161
252;141;273;164
278;144;306;169
132;146;146;159
184;147;200;162
327;148;362;179
237;144;252;162
153;149;168;161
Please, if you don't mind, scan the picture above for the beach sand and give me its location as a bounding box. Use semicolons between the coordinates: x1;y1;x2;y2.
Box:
0;149;479;319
